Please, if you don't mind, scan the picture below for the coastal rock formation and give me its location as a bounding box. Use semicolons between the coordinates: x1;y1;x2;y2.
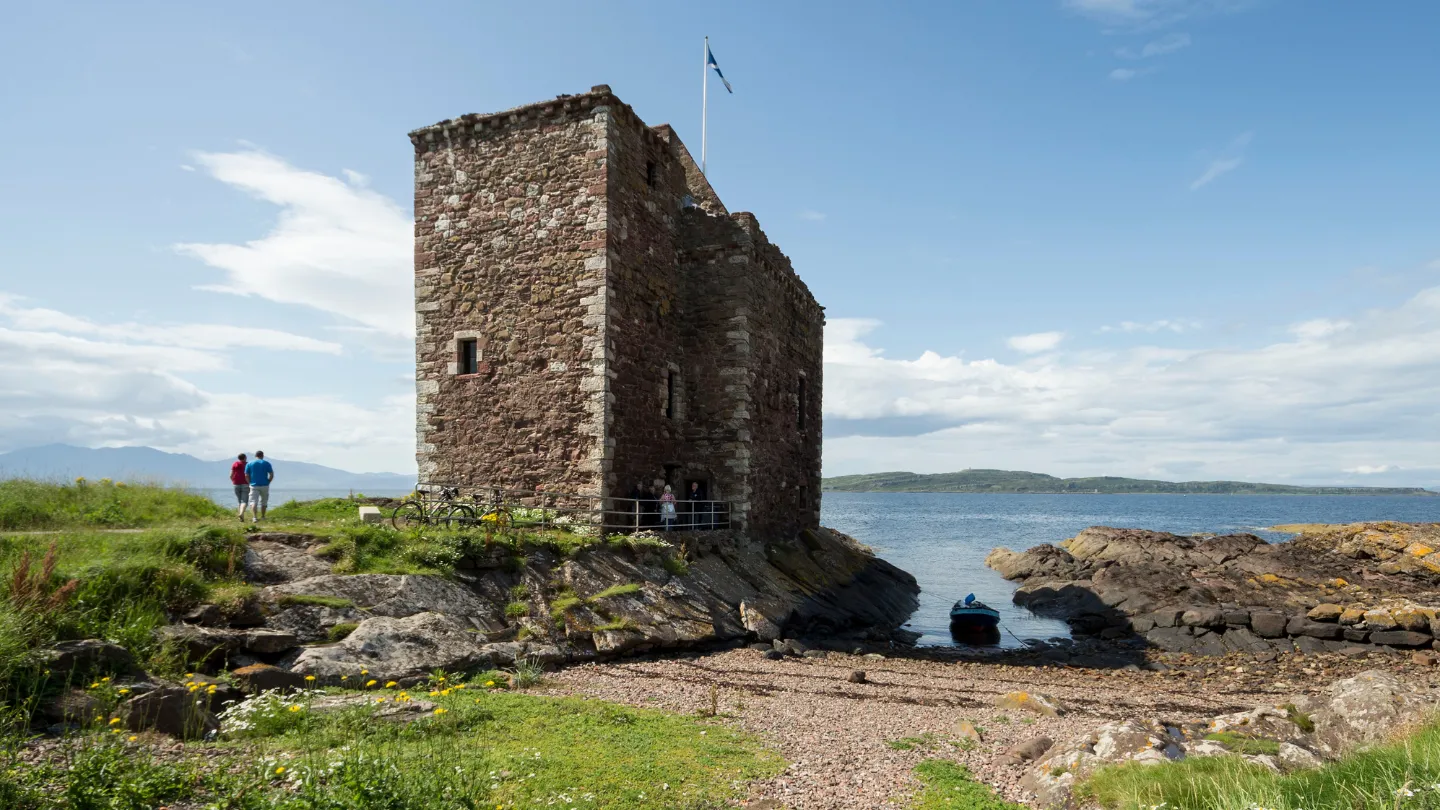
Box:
988;522;1440;656
165;526;920;685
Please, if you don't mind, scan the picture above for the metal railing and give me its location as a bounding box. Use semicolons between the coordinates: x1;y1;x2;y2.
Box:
400;483;733;534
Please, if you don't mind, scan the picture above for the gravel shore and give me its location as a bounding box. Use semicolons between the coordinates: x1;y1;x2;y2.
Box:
544;646;1440;808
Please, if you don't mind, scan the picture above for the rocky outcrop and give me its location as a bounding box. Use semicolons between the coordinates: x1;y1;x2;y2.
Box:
254;527;917;680
288;613;491;682
988;523;1440;656
1018;668;1439;808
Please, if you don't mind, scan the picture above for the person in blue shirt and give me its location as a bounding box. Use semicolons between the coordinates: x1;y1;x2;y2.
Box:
245;450;275;522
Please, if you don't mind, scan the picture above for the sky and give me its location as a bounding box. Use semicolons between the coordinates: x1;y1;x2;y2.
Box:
3;0;1440;487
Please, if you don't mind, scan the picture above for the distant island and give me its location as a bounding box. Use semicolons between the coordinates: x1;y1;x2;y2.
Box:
821;469;1438;496
0;444;415;492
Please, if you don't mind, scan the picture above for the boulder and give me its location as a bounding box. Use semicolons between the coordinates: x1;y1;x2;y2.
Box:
1368;630;1432;648
1250;612;1288;638
1286;617;1344;640
1181;608;1226;628
1021;721;1176;807
265;605;367;644
1004;735;1053;763
1362;609;1398;631
243;539;334;585
42;639;137;675
1307;604;1343;622
1206;706;1305;741
288;612;491;681
231;664;310;693
1145;627;1192;652
264;574;503;631
738;601;783;642
1339;607;1367;626
996;691;1066;717
1291;669;1439;756
1393;608;1430;633
954;719;982;743
123;685;220;739
1277;742;1323;771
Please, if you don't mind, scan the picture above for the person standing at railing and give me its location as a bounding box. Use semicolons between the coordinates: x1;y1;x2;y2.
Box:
687;480;709;530
659;485;678;531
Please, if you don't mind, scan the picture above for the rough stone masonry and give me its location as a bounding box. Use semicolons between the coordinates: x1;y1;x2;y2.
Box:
410;85;824;539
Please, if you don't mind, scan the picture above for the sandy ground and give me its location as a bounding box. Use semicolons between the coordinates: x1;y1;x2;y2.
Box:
543;646;1439;809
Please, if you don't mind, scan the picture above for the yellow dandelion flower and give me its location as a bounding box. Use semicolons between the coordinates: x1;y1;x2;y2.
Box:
484;680;495;687
455;684;467;690
366;679;377;688
437;676;446;682
275;766;286;775
305;675;316;682
89;682;100;689
375;697;387;703
101;677;111;683
385;681;397;689
127;735;137;742
117;688;130;695
109;718;121;725
360;669;369;675
428;690;439;697
185;673;194;678
433;707;447;715
207;684;218;693
111;729;121;735
340;674;349;680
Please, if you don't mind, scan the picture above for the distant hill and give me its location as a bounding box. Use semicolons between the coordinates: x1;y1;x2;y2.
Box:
821;469;1438;496
0;444;415;492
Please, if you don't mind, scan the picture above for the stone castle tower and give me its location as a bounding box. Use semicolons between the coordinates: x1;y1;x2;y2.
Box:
409;85;823;538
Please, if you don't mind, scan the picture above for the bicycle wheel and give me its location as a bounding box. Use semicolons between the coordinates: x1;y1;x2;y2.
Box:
440;504;475;527
392;501;428;530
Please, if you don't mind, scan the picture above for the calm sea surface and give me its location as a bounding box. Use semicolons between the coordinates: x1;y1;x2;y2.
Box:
819;492;1440;648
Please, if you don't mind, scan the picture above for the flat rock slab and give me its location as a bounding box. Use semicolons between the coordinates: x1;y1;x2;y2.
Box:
288;612;492;681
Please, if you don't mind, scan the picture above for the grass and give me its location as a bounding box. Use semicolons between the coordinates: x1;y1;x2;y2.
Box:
277;594;356;609
889;732;943;751
265;496;370;525
1203;731;1282;756
327;622;359;642
590;582;641;600
0;524;250;712
0;479;228;531
1081;720;1440;810
504;601;529;619
911;760;1026;810
1284;702;1316;734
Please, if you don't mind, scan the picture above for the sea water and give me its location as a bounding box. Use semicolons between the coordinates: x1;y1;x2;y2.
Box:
820;492;1440;647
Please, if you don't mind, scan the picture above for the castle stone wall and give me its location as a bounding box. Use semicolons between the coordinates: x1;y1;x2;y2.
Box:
411;94;613;493
410;87;823;538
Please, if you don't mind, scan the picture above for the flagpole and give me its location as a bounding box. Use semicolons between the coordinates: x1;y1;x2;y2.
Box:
701;35;709;175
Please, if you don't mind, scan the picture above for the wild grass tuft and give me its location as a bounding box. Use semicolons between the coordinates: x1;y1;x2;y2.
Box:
1203;731;1281;756
327;622;360;642
590;583;641;600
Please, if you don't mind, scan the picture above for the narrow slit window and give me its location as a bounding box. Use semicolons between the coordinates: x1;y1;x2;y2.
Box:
665;370;676;419
458;339;479;375
646;160;657;187
797;376;807;430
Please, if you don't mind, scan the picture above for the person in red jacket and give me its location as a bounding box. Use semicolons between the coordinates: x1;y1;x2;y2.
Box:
230;453;250;521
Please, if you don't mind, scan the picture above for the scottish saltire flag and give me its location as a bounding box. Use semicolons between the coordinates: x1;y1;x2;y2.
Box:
707;43;733;93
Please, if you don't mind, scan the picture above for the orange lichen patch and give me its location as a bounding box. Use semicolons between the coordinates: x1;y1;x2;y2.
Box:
1329;578;1349;587
1258;573;1283;584
1405;543;1436;558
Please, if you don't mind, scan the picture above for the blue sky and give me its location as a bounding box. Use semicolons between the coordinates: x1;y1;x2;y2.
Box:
3;0;1440;486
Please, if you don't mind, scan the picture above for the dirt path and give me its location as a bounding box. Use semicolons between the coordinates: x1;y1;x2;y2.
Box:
543;646;1430;809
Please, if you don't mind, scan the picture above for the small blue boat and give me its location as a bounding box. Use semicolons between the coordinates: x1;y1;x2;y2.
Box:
949;593;1000;630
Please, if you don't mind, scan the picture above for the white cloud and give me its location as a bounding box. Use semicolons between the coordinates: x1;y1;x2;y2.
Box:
1109;68;1143;81
1007;331;1067;353
1288;318;1351;341
1190;131;1253;190
823;284;1440;484
1137;32;1191;56
175;149;414;338
1099;319;1200;333
0;294;413;472
798;209;827;222
1346;465;1396;475
0;295;341;354
1064;0;1252;28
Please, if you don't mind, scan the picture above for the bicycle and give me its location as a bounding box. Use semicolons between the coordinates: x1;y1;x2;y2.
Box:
391;485;475;529
471;487;514;540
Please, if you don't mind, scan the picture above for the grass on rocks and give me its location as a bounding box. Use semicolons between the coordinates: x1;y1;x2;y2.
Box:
1;677;785;810
0;478;227;531
1081;720;1440;810
911;760;1026;810
0;523;250;713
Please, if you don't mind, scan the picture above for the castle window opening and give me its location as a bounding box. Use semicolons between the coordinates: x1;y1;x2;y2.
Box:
458;338;479;375
797;375;807;430
645;160;657;188
665;370;676;420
